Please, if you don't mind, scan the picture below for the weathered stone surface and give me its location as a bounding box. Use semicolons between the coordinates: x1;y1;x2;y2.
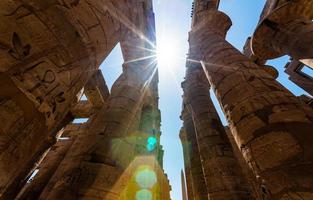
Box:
16;138;75;200
182;64;252;199
34;1;170;199
225;127;264;200
70;100;94;118
251;0;313;60
181;106;209;200
0;0;124;197
285;59;313;97
182;2;254;199
179;128;196;200
84;70;110;108
190;5;313;199
2;0;313;199
181;170;188;200
298;95;313;110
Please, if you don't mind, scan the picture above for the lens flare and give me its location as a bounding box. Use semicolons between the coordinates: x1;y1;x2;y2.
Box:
146;137;157;152
135;189;152;200
135;168;157;189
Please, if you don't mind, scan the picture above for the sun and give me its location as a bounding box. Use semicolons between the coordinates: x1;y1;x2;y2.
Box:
156;39;180;68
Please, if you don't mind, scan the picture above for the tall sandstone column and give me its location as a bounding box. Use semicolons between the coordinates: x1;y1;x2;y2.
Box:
39;42;155;200
181;105;209;200
16;69;109;200
16;137;76;200
0;0;124;198
191;3;313;199
179;128;195;200
181;170;188;200
39;3;158;199
182;63;252;199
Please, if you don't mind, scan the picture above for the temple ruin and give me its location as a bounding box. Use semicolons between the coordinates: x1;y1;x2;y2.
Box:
180;0;313;199
0;0;313;199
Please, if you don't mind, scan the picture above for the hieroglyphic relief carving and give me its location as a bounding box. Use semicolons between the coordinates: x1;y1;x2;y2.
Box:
0;32;31;61
0;0;165;199
10;59;69;128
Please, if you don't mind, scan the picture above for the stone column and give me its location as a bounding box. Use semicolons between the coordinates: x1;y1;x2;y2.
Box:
16;70;110;200
251;0;313;60
179;128;195;200
181;170;188;200
183;63;252;199
15;138;75;200
39;60;155;199
38;77;143;199
39;4;158;197
191;8;313;199
224;127;263;200
0;1;121;198
181;106;209;200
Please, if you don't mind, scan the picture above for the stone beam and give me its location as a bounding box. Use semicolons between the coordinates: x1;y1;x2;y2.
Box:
285;59;313;96
298;95;313;109
61;123;89;138
70;100;94;119
84;70;110;108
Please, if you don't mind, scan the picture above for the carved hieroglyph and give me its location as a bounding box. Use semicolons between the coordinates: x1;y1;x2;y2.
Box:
0;0;137;198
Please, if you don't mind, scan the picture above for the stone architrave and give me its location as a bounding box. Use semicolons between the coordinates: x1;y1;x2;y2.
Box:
285;60;313;96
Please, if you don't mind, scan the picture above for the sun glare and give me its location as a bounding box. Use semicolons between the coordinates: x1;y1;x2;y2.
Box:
156;39;180;68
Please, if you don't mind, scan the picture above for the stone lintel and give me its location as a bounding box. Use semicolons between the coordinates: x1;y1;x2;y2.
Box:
285;59;313;96
84;70;110;108
70;100;94;118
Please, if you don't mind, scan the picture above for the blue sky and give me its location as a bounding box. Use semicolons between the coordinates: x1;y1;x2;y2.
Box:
99;0;309;199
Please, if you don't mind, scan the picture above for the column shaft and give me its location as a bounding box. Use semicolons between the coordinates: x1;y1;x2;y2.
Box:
181;107;209;200
16;138;75;200
193;9;313;199
180;128;195;200
183;65;252;199
39;4;158;196
0;1;120;198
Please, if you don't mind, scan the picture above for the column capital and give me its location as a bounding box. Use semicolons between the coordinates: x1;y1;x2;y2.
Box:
189;10;232;40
